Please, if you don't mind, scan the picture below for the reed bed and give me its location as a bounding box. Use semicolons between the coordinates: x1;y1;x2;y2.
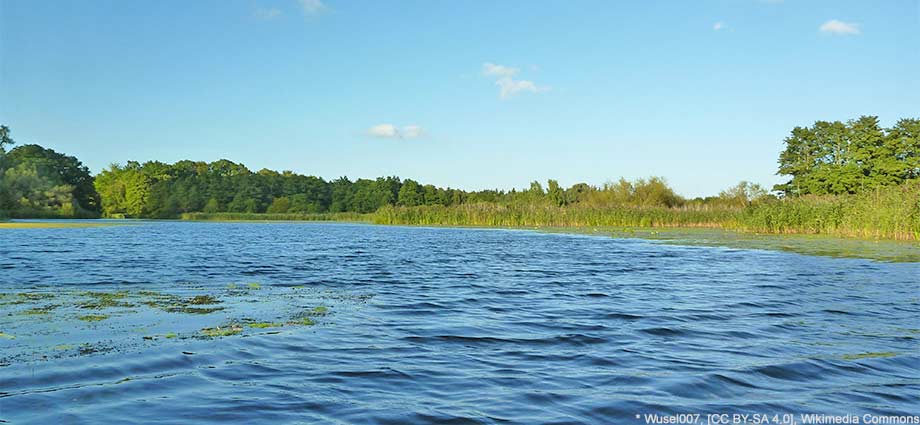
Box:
735;182;920;241
373;203;740;229
373;183;920;241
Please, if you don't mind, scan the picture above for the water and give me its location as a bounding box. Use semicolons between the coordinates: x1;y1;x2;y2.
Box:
1;221;918;424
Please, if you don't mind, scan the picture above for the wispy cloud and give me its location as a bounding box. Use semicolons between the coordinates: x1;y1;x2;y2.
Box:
367;124;424;139
482;63;518;78
481;62;548;100
820;19;860;35
298;0;327;15
713;21;725;31
254;7;282;20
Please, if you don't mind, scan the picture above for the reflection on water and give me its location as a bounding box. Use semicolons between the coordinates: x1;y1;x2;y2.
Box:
1;221;918;423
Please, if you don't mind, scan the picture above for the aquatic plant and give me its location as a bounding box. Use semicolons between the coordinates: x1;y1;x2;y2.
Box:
840;351;898;360
77;314;109;322
289;317;316;326
21;306;56;315
307;306;329;316
200;324;244;337
79;291;133;309
248;322;283;329
187;295;220;305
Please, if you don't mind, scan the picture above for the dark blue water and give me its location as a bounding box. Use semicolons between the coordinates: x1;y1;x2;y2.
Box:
1;222;918;424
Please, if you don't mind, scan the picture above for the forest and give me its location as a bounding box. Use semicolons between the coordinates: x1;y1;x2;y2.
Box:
1;116;918;239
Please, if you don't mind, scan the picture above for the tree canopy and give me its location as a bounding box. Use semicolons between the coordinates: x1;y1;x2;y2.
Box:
0;128;100;218
775;116;920;196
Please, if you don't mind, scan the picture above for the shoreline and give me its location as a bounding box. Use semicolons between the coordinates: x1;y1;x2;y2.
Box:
4;217;918;262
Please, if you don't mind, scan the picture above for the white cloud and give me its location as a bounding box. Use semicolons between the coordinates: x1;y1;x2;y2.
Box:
481;62;548;99
298;0;327;15
254;7;282;20
820;19;860;35
496;77;540;99
367;124;424;139
482;62;518;78
401;125;424;139
713;22;724;31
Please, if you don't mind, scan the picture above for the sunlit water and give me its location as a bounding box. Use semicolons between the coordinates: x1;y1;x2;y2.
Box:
1;221;918;424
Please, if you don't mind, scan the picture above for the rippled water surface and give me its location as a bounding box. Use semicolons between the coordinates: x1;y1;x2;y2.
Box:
1;221;918;424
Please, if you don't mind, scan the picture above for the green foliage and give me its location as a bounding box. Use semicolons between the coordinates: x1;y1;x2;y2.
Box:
736;181;920;240
776;116;920;195
0;126;100;218
374;203;738;228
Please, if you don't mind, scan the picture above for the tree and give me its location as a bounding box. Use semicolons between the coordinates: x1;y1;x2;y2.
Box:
547;179;565;206
0;125;12;155
398;179;424;206
267;196;291;214
7;144;101;213
719;181;768;207
203;198;221;213
775;116;919;196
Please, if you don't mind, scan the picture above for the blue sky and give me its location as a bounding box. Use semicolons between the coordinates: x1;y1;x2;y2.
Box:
1;0;917;197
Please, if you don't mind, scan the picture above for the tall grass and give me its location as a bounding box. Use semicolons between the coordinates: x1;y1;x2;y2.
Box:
177;183;919;241
180;212;373;222
373;183;920;241
373;203;739;228
735;182;920;240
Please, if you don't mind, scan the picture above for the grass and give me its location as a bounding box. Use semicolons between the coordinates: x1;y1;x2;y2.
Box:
373;182;920;241
734;182;920;241
374;203;738;229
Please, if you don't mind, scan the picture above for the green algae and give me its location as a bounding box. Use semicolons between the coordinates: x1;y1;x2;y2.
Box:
540;227;920;262
248;322;283;329
247;282;262;290
3;285;347;364
200;324;244;337
77;314;109;322
289;317;316;326
140;293;225;314
21;306;56;315
79;291;133;309
841;351;898;360
18;292;55;301
188;295;220;305
308;306;329;316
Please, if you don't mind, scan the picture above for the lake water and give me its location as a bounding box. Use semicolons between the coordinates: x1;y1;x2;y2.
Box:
1;221;918;424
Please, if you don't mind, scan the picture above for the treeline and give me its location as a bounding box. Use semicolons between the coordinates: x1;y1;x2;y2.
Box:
0;126;100;218
91;161;754;219
1;116;917;239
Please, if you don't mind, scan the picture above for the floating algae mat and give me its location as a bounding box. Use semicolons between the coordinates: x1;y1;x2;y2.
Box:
542;227;920;262
0;284;369;366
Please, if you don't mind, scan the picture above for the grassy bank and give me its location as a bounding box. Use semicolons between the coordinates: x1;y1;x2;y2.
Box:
169;184;919;241
372;183;920;241
180;212;373;222
373;203;739;228
735;182;920;241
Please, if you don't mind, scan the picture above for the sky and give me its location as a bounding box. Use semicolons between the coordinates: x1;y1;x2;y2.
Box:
1;0;917;197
